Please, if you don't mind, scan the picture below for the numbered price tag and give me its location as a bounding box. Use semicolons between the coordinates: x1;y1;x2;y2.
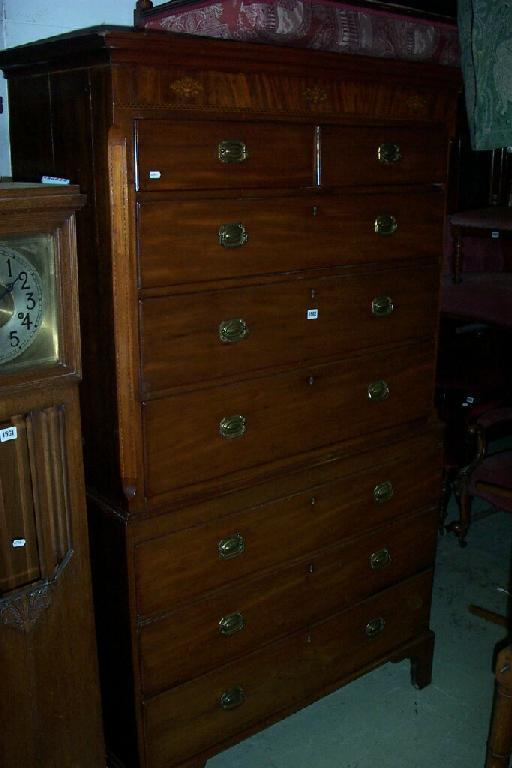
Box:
0;426;17;443
307;309;319;320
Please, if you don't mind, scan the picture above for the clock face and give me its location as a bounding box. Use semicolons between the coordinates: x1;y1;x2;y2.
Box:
0;234;60;372
0;246;44;363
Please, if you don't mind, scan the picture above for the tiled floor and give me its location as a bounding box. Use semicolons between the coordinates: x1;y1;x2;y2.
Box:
207;504;511;768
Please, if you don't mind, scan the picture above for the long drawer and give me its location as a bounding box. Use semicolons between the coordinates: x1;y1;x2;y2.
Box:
141;263;439;393
143;571;433;768
139;507;437;695
134;430;441;617
143;340;435;497
135;120;315;191
137;189;445;287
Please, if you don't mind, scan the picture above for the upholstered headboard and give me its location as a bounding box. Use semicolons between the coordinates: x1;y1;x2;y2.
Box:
134;0;459;66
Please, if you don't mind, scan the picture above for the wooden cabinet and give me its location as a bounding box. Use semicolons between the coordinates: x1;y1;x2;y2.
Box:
0;29;460;768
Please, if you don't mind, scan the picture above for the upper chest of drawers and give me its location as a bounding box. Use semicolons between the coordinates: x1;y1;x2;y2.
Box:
135;119;447;192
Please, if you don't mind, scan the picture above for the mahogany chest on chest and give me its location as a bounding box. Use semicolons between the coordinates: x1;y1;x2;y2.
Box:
0;28;460;768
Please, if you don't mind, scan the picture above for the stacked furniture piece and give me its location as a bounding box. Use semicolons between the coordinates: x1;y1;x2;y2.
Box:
0;22;459;768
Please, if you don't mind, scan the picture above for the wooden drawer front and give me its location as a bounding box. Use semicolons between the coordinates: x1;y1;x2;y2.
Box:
135;120;314;191
139;508;437;695
143;571;432;768
143;340;435;497
137;189;444;287
321;125;447;186
135;431;441;617
141;263;439;393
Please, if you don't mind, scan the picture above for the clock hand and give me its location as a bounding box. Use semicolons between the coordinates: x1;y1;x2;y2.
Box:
0;273;22;302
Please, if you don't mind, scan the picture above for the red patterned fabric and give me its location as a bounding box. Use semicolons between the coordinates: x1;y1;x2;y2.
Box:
139;0;459;65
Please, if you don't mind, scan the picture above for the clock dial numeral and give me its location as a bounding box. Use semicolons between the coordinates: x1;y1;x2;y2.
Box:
0;246;44;364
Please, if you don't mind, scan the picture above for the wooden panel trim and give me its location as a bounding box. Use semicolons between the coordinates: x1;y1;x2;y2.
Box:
27;405;72;579
108;127;143;502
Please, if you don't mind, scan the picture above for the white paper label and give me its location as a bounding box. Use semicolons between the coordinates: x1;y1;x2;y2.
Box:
491;230;500;239
0;426;17;442
12;538;26;548
41;175;70;185
149;170;162;179
307;309;319;320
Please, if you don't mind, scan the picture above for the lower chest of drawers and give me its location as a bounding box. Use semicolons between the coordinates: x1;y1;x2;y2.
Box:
88;428;445;768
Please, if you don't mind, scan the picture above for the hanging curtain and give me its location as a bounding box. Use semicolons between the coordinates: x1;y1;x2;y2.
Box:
458;0;512;150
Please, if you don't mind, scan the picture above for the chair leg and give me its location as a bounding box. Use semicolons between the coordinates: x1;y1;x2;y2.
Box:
439;468;455;533
446;479;472;546
486;645;512;768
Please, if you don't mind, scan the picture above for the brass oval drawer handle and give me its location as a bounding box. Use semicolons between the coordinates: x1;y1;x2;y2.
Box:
369;548;392;570
371;296;394;317
377;142;402;165
367;380;390;402
219;414;247;439
219;685;246;710
219;318;249;344
218;533;245;560
218;139;249;164
374;214;398;236
373;481;394;504
365;616;386;638
218;611;245;636
218;222;248;249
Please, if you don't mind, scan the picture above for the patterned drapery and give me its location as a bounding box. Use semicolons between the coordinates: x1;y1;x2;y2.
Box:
458;0;512;150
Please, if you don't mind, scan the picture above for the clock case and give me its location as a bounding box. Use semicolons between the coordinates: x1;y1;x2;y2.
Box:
0;182;84;390
0;183;105;768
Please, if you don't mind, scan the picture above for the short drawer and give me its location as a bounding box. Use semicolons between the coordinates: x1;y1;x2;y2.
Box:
135;120;314;191
134;430;441;617
139;508;437;695
143;571;433;768
140;263;439;393
320;124;447;186
137;189;445;287
143;340;435;497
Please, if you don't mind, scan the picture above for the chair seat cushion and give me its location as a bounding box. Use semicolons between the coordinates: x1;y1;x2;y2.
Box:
470;451;512;510
440;273;512;328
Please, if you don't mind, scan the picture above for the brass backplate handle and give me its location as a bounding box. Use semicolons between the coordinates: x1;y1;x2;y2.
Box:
377;142;402;164
373;481;394;503
218;222;248;249
365;616;386;638
218;140;249;164
371;296;394;317
219;685;246;710
219;318;250;344
369;548;392;570
218;533;245;560
219;414;247;439
374;214;398;236
218;611;245;636
367;380;390;401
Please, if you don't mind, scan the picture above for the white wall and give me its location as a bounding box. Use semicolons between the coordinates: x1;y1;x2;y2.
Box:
0;0;143;176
